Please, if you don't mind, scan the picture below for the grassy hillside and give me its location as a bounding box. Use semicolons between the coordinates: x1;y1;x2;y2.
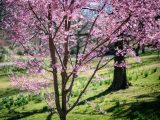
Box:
0;53;160;120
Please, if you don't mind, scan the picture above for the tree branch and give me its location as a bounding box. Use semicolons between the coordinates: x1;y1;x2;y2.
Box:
67;56;103;113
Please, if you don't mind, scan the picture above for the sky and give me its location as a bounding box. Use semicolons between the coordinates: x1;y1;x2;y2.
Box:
81;1;112;19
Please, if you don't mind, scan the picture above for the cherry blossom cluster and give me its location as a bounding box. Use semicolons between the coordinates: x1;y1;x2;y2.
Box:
114;61;127;68
10;75;50;93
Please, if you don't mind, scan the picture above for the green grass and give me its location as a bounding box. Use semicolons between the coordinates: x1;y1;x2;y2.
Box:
0;53;160;120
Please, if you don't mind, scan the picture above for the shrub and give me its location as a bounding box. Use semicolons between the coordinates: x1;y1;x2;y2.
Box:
111;98;120;107
31;94;42;103
141;72;143;76
99;81;103;86
114;107;123;114
14;95;29;110
16;50;24;55
150;68;157;74
115;100;120;107
133;111;146;120
133;74;138;80
42;106;49;111
153;68;157;73
104;80;111;85
122;100;127;105
128;76;132;81
72;90;80;97
0;54;5;62
0;47;8;62
1;97;14;112
144;72;148;78
0;94;32;112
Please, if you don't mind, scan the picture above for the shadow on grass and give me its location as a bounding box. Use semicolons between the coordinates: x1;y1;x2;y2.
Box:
76;91;160;119
135;92;160;99
0;107;54;120
78;89;111;105
46;112;54;120
0;88;19;98
108;97;160;119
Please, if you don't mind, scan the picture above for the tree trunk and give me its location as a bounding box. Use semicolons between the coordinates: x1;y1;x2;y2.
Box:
60;114;67;120
135;44;140;56
109;66;129;91
60;17;70;120
142;45;145;54
109;49;129;91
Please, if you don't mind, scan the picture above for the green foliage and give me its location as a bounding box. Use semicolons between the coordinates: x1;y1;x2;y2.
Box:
143;72;148;78
132;73;138;80
0;88;19;98
16;50;24;55
114;107;123;114
1;97;14;110
128;76;132;81
72;90;80;97
31;94;42;103
115;100;120;107
0;94;43;112
133;111;146;120
0;65;26;77
42;106;49;111
0;95;29;111
104;80;112;85
111;98;120;107
151;68;157;74
14;95;29;108
0;47;8;62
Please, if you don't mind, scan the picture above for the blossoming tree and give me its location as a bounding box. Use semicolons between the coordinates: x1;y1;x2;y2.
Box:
3;0;160;119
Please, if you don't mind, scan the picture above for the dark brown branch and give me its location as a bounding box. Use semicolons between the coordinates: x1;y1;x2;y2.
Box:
51;16;66;72
48;4;62;116
98;57;114;70
28;1;48;34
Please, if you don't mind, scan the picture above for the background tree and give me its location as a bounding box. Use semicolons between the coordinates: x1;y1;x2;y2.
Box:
88;0;160;91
